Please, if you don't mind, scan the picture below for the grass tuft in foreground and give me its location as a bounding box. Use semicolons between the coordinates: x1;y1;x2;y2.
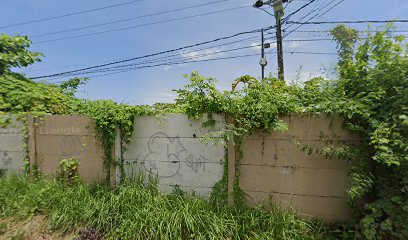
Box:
0;176;327;239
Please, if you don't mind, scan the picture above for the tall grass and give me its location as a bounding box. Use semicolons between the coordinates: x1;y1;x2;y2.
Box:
0;175;326;239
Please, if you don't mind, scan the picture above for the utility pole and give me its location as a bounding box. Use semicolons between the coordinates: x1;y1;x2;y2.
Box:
253;0;287;81
275;17;284;80
260;29;266;79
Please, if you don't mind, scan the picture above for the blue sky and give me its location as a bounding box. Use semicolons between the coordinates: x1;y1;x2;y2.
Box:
1;0;407;105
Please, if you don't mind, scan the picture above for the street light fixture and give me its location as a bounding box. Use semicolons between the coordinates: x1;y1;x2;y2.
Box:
253;0;288;80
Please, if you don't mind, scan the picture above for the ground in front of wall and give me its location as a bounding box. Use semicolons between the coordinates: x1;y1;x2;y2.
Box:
0;216;103;240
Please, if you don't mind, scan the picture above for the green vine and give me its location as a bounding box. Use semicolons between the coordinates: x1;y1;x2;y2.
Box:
1;26;407;239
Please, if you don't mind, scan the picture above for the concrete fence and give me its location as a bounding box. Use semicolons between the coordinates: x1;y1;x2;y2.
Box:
116;114;225;196
228;114;358;221
0;115;25;175
28;115;106;182
0;113;357;222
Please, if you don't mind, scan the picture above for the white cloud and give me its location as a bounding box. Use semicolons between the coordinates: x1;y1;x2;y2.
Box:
251;42;277;51
250;42;262;50
288;41;301;49
180;48;222;60
163;65;172;71
159;92;176;97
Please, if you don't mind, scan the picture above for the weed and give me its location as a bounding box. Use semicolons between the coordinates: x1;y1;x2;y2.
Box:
0;222;6;235
57;158;80;184
10;230;25;240
0;175;326;240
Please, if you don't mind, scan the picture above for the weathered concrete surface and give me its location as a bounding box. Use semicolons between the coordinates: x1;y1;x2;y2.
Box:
118;114;226;197
31;115;106;182
0;115;25;174
230;114;357;222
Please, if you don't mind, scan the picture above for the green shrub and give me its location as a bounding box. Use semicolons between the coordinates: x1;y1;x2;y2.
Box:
0;176;326;240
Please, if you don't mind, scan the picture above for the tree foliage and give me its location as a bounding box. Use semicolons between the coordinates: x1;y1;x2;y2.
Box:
330;25;408;239
0;34;42;75
1;26;407;239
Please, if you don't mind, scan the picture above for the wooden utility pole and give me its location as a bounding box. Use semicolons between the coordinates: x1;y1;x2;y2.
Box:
275;17;284;80
261;29;265;79
253;0;286;81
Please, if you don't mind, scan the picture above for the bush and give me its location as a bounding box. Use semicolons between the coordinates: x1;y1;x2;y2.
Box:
0;176;326;240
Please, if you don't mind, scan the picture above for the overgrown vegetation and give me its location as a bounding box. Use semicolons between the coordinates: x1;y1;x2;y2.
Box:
328;25;408;239
1;24;407;239
0;176;325;240
175;25;408;239
57;158;80;184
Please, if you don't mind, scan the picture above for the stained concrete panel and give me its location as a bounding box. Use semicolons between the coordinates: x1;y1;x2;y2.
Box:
244;190;350;222
241;139;350;169
119;114;226;197
239;165;349;197
236;114;355;222
0;116;25;174
247;114;359;141
33;115;105;182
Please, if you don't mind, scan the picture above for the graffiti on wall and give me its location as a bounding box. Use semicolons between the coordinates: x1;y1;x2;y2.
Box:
123;132;211;178
0;149;12;168
58;135;89;162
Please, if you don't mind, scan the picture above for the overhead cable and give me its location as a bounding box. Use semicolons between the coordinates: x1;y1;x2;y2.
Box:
0;0;143;29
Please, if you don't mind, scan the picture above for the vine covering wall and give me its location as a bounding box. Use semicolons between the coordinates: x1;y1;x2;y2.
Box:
1;24;407;239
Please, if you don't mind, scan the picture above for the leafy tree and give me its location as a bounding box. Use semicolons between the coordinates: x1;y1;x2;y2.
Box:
330;24;359;79
0;34;85;115
331;25;408;239
0;34;42;75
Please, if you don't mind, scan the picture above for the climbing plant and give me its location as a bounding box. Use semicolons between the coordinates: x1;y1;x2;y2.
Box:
328;25;408;239
1;26;407;239
78;100;152;182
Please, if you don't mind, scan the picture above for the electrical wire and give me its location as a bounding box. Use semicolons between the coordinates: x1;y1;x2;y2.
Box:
283;0;346;38
30;25;273;79
287;19;408;24
45;49;340;83
317;0;345;17
282;0;318;23
30;0;241;39
0;0;143;29
33;5;251;44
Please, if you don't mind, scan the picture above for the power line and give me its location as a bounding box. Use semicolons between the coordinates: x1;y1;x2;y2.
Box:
61;44;261;76
47;53;262;82
30;0;240;39
283;0;334;31
30;25;273;79
43;41;340;79
287;19;408;24
282;0;318;23
288;29;408;33
283;0;346;38
33;5;251;44
23;35;263;75
317;0;345;17
46;50;339;83
0;0;143;29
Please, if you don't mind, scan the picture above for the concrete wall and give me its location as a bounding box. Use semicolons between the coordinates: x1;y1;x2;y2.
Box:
0;115;25;174
0;113;354;222
117;114;226;197
229;114;358;222
30;115;106;182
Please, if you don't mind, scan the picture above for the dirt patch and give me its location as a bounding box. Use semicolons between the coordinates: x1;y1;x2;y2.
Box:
76;229;104;240
0;216;75;240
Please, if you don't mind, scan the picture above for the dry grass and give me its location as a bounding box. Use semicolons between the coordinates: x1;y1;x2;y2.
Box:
0;216;74;240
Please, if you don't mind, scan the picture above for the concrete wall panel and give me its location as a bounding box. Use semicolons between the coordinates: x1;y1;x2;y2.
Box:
119;114;226;197
241;139;349;169
239;165;349;197
0;115;25;174
236;114;355;222
33;115;105;182
244;190;349;222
